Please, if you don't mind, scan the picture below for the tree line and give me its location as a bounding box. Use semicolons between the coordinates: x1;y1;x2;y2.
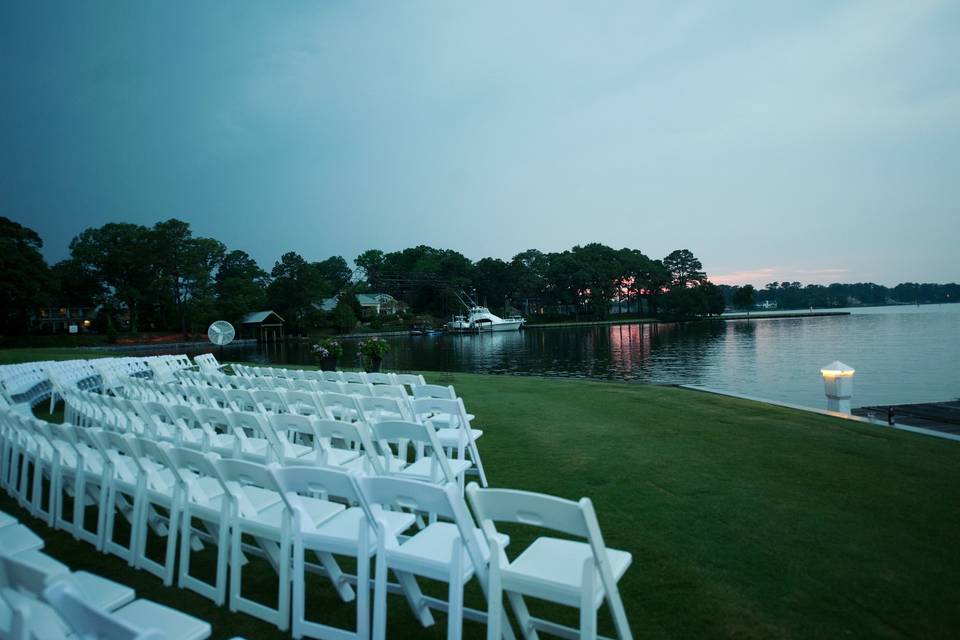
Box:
2;215;957;337
719;280;959;311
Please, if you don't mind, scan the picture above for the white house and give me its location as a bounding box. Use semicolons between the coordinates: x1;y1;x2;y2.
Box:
316;293;403;317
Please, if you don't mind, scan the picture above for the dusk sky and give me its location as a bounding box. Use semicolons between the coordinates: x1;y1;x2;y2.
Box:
2;1;958;287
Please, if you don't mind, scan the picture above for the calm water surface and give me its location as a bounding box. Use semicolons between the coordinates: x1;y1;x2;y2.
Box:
233;304;959;410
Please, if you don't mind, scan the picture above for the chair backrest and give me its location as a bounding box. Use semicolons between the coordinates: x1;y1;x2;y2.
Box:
465;485;590;538
282;389;324;417
319;392;361;422
316;380;345;394
411;397;470;430
359;476;486;570
0;546;62;595
357;396;408;423
321;370;345;383
291;379;316;393
227;410;278;459
364;372;393;386
215;458;291;518
252;388;288;413
313;419;380;472
371;384;410;401
271;465;370;526
343;382;374;397
202;385;230;409
392;373;426;390
194;406;232;431
341;371;367;385
165;447;227;503
167;403;200;429
43;579;165;640
225;388;258;412
369;420;454;483
413;384;457;400
130;437;180;492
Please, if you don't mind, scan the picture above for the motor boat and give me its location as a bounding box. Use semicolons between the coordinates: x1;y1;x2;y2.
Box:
446;306;525;332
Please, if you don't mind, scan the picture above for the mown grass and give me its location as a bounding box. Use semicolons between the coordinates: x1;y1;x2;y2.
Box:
0;348;110;365
2;352;959;638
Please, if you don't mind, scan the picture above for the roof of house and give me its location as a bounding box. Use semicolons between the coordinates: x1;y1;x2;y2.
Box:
356;293;398;306
315;293;398;312
240;310;285;324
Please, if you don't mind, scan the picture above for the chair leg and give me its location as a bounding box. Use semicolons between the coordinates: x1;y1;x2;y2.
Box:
507;592;539;640
278;534;291;631
487;548;502;640
357;524;371;640
372;530;388;640
579;556;597;640
292;539;306;640
447;539;464;640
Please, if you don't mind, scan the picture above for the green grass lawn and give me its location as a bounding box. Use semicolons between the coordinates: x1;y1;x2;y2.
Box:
0;347;110;365
2;355;959;638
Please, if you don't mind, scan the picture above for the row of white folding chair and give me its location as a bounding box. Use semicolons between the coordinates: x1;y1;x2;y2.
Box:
233;364;427;391
0;512;212;640
61;388;468;490
1;403;634;639
133;383;485;486
2;421;465;639
77;379;489;487
120;378;414;426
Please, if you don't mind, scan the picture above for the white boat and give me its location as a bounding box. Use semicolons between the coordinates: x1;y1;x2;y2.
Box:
447;306;525;332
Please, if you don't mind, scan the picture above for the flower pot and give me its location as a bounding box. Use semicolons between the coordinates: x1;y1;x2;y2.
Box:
319;356;338;371
365;355;382;373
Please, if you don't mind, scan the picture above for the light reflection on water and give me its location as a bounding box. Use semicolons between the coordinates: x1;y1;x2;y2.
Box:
230;304;959;409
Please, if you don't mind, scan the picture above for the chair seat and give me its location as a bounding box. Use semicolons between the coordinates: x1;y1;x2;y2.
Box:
398;457;472;483
113;598;212;640
0;512;16;529
388;522;508;582
245;495;344;535
6;549;136;610
500;537;631;608
435;428;483;447
0;524;43;554
303;507;415;556
72;570;138;610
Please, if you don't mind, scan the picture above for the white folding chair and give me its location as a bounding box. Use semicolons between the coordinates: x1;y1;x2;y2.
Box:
167;447;231;605
413;397;488;487
44;578;212;640
271;465;416;640
129;437;182;586
93;430;146;566
216;458;343;630
466;484;633;640
359;476;513;640
369;420;472;487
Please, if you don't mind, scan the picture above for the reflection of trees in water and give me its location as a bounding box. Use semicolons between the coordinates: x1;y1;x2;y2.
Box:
248;321;729;383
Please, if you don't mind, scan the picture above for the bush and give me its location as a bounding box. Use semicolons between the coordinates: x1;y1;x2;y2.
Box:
331;300;357;333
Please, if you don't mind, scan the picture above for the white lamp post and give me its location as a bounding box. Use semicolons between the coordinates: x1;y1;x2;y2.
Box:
821;361;855;413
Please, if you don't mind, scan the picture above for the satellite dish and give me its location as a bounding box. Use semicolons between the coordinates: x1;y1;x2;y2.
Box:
208;320;235;346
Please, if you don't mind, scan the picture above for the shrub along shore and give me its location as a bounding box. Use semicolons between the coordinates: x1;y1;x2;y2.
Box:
2;352;959;638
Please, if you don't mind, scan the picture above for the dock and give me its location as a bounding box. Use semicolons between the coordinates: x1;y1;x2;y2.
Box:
853;401;960;436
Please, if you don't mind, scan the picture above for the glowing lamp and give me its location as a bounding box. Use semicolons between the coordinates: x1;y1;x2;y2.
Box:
820;361;855;413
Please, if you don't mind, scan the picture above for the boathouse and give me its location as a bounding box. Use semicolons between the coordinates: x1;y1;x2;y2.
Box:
240;310;285;342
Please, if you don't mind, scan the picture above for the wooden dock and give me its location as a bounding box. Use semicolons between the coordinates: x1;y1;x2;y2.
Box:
853;401;960;436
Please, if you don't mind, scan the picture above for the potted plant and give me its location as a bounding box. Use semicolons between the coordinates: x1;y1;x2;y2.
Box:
357;336;390;372
312;339;343;370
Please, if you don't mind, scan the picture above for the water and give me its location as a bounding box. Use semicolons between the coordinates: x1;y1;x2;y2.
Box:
232;304;960;410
